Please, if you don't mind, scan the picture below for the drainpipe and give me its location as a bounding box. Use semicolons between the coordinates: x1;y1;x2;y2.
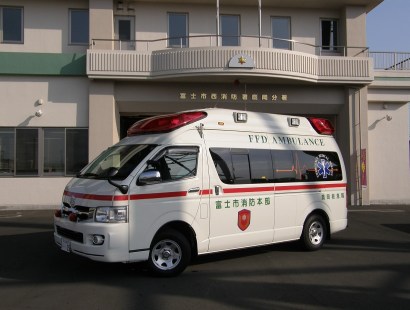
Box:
258;0;262;47
216;0;220;47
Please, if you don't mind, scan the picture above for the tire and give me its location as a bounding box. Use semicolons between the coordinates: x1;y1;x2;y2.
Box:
148;229;191;277
301;214;327;251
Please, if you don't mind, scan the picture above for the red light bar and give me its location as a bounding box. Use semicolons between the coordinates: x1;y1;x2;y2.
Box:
127;111;207;136
308;117;335;135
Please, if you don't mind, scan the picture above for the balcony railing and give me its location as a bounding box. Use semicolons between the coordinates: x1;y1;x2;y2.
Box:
91;35;369;57
369;52;410;70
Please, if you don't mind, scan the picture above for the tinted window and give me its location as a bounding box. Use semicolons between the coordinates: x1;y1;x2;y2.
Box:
211;147;342;184
249;149;274;183
272;16;291;50
296;151;342;182
272;150;296;182
1;7;23;43
70;9;89;45
210;148;234;184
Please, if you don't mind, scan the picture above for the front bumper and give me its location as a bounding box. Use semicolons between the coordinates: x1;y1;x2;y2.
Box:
54;216;131;263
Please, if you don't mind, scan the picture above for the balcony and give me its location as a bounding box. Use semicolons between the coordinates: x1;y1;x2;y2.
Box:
87;35;374;84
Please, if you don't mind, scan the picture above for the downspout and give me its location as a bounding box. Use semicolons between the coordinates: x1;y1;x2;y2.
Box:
216;0;220;47
258;0;262;47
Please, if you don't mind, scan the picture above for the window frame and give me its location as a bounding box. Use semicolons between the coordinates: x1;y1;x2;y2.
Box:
167;12;189;48
68;8;89;46
0;6;24;44
320;18;339;52
0;127;88;177
220;14;240;47
271;16;291;50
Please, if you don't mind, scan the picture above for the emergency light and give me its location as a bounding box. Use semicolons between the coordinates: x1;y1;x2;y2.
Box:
308;117;335;135
127;111;207;136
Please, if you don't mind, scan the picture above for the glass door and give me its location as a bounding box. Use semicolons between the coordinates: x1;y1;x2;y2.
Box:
114;16;135;50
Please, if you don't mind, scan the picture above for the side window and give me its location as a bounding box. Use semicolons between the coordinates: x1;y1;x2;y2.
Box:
295;151;343;181
210;148;273;184
272;150;296;182
210;148;233;184
231;152;250;184
249;149;274;183
148;147;198;182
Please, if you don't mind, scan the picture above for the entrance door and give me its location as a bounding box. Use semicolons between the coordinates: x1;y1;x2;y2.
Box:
114;16;135;50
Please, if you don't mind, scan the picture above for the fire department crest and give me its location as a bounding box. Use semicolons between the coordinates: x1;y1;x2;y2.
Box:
238;209;251;231
314;154;334;179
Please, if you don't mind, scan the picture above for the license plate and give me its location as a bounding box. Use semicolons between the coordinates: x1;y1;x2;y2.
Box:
61;238;71;253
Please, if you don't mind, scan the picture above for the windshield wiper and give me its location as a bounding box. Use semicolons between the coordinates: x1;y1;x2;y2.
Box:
77;172;99;178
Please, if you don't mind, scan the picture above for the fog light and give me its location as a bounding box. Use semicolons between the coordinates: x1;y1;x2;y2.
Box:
92;235;105;245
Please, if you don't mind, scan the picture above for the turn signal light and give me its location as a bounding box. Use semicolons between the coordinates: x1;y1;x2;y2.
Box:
55;209;62;218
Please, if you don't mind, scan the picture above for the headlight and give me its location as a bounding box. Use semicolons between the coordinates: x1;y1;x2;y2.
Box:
95;206;128;223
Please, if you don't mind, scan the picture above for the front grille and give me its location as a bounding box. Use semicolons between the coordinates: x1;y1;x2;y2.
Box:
56;225;84;243
62;203;95;221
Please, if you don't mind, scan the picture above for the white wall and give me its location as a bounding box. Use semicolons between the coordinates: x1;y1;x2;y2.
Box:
0;76;89;127
368;102;410;204
0;0;88;53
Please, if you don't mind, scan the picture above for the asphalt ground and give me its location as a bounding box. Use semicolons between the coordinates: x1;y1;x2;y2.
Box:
0;205;409;310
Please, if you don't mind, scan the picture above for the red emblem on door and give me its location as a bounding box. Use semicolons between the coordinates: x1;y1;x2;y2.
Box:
238;209;251;231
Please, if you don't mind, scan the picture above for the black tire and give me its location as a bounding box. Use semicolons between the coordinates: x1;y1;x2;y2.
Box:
148;229;191;277
301;214;327;251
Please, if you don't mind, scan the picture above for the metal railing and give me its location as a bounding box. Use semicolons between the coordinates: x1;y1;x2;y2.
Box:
369;52;410;70
91;35;369;57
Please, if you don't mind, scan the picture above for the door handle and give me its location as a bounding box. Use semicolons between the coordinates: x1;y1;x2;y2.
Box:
188;187;200;193
214;185;222;195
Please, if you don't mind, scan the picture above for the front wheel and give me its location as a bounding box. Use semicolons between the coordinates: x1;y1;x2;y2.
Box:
301;214;327;251
148;229;191;277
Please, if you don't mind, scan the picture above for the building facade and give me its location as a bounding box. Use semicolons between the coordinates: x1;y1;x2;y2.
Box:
0;0;409;208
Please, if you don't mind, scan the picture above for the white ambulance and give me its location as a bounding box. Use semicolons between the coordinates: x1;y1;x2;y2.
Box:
54;108;347;276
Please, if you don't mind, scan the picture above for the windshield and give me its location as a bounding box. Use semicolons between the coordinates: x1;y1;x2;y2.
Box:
78;144;157;180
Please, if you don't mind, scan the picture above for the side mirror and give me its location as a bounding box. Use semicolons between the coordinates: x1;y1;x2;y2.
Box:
107;167;129;194
138;170;162;185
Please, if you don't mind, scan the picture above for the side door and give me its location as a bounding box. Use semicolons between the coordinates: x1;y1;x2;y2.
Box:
207;146;275;252
128;145;208;254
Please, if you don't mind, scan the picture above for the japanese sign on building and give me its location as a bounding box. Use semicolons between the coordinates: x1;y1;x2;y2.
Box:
179;92;288;103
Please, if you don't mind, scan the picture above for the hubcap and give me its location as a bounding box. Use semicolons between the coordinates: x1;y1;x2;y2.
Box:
309;221;324;245
151;239;182;271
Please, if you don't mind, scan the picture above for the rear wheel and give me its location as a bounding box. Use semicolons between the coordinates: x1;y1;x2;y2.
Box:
301;214;327;251
148;229;191;277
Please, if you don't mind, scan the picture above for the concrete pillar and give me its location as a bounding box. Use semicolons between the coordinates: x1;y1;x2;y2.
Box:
89;80;120;161
344;6;367;56
341;87;369;206
89;0;114;49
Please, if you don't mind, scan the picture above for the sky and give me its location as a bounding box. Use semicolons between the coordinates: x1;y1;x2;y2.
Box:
366;0;410;137
367;0;410;52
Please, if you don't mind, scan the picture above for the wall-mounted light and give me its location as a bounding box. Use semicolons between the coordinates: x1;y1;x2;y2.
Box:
37;99;44;105
117;1;124;11
35;109;43;117
127;2;135;11
386;115;392;121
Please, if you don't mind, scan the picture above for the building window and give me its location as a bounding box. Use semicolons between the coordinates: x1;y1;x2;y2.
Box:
69;9;89;45
220;15;240;46
0;128;14;175
0;6;23;43
271;16;291;50
321;19;338;51
168;13;188;48
0;128;88;177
